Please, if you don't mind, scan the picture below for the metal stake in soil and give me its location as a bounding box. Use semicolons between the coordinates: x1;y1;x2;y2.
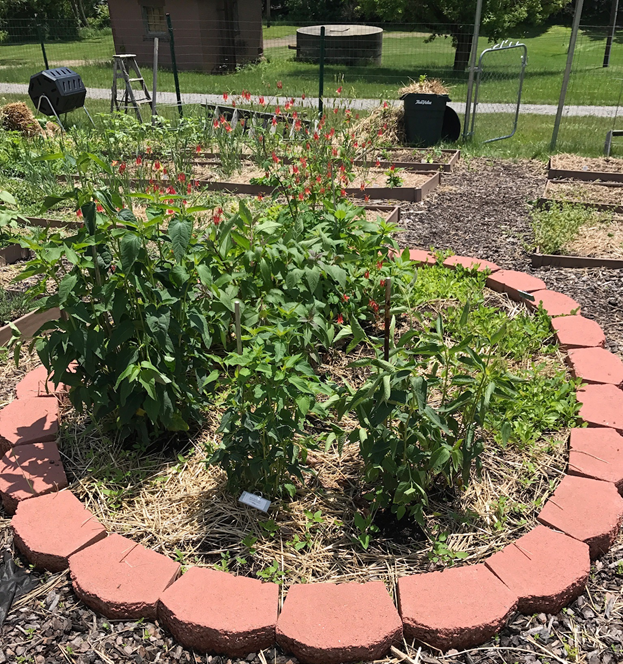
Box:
384;277;391;362
235;300;242;354
318;26;326;118
35;18;49;70
166;13;183;118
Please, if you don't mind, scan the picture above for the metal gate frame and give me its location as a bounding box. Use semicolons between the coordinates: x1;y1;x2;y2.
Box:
468;40;528;143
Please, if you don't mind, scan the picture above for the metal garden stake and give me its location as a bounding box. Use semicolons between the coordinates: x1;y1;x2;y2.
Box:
235;301;242;354
384;277;391;362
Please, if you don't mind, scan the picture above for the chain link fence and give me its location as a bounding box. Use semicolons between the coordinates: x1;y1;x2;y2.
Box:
0;16;620;150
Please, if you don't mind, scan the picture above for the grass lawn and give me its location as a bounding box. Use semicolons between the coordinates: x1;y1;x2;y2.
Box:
0;90;619;161
1;25;623;106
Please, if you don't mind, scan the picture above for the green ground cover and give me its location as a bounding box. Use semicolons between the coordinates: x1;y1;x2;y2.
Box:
0;25;622;106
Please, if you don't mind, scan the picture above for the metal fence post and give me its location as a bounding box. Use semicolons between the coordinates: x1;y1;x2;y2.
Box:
463;0;484;140
166;13;183;118
152;37;159;122
551;0;585;151
35;17;49;70
318;26;326;117
603;0;620;67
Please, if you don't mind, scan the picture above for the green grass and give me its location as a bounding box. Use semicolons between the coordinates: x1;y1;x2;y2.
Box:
2;24;623;106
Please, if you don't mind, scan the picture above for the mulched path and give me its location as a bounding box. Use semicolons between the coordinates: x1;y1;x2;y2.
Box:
1;157;623;664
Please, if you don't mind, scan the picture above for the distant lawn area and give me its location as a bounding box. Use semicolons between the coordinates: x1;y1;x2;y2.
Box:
0;24;621;106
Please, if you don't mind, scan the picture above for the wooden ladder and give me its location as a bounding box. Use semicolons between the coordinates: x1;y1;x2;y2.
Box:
111;54;152;122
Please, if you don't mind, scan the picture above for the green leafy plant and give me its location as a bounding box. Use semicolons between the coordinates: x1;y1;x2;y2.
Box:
385;165;404;188
428;533;469;565
340;303;517;530
530;202;610;255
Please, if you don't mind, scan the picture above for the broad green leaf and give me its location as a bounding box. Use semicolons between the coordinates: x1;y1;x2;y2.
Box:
169;217;192;262
120;233;141;272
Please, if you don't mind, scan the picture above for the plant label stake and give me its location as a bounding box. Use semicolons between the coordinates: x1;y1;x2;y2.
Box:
384;277;391;362
235;300;242;354
239;491;271;512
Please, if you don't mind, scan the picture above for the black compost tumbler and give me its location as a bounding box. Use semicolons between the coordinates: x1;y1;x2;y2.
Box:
402;93;450;147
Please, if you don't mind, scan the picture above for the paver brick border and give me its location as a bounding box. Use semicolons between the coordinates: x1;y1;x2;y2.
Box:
3;254;623;662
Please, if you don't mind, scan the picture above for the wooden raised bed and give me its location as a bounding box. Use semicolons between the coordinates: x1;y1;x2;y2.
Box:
199;172;439;203
529;252;623;269
356;149;460;173
0;244;30;267
548;156;623;183
360;204;401;224
537;180;623;215
0;307;60;347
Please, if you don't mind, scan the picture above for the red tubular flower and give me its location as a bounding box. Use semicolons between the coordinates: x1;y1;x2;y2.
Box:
136;156;142;165
360;182;365;191
380;279;386;287
163;168;168;175
377;261;383;270
364;270;369;279
364;194;370;202
154;160;162;170
390;165;395;172
76;209;83;218
96;204;104;213
257;194;264;201
375;160;381;168
302;93;306;100
337;314;344;324
272;152;280;163
271;117;277;127
178;173;186;182
167;209;174;215
293;165;299;174
300;157;307;168
332;148;338;157
305;187;310;195
340;188;346;197
383;101;389;109
275;106;281;114
119;162;126;174
187;184;192;194
298;192;304;200
146;146;152;154
259;96;265;105
167;186;176;194
223;93;229;101
196;144;202;154
378;129;383;136
213;119;219;129
277;81;283;89
342;294;349;302
337;86;343;94
295;120;301;131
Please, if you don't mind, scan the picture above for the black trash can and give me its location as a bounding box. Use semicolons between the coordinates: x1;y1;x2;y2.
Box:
402;93;449;147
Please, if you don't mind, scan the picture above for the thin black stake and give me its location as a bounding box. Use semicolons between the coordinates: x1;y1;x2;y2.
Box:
384;277;391;362
166;13;183;118
318;26;326;117
36;18;49;70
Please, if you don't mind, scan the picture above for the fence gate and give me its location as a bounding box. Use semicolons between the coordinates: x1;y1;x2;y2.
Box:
468;40;528;143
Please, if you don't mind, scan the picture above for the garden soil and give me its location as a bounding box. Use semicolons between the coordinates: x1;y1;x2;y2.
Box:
1;158;623;664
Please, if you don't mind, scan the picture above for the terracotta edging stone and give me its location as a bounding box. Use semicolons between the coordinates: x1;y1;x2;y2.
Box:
551;315;606;349
408;249;436;266
0;441;67;514
443;255;500;273
0;397;59;455
12;490;107;572
158;567;278;656
576;384;623;431
397;564;517;651
70;533;180;620
486;270;546;301
485;525;590;615
567;347;623;386
276;581;403;664
529;289;581;317
537;475;623;558
568;428;623;490
15;365;65;400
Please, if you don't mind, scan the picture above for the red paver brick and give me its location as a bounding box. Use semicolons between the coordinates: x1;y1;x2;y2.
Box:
397;564;517;650
70;533;180;620
486;270;546;301
538;475;623;558
568;428;623;490
16;365;65;400
443;256;500;273
0;442;67;514
485;525;590;614
277;581;402;664
158;567;278;656
408;249;436;265
529;290;581;317
551;316;606;350
12;491;106;572
577;384;623;431
568;348;623;387
0;397;59;455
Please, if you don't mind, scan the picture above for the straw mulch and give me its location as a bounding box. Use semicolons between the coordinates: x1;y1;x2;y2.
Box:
56;292;570;593
398;78;450;96
353;105;406;146
1;102;44;137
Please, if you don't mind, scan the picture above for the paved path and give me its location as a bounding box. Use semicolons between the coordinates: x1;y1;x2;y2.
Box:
1;82;620;117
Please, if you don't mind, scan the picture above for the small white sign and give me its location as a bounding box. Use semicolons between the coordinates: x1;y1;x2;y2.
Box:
239;491;271;512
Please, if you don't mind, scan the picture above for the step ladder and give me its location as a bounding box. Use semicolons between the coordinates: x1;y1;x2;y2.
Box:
111;54;152;122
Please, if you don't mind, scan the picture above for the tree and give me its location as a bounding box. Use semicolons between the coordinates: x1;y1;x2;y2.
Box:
357;0;573;71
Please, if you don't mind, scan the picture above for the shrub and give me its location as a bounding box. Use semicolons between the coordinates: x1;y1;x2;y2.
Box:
340;304;517;528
